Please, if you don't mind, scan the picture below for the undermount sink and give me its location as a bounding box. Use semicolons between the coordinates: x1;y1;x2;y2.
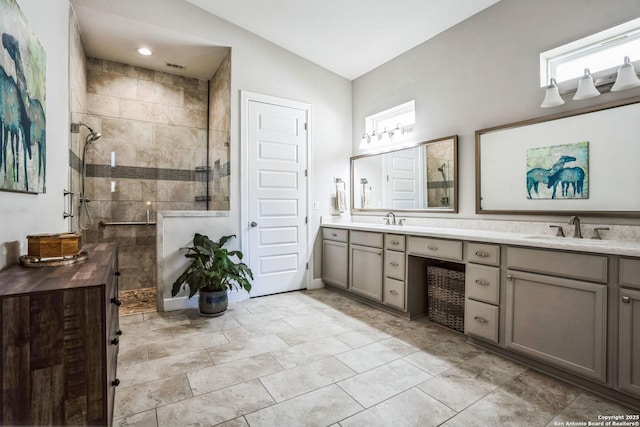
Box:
524;235;609;244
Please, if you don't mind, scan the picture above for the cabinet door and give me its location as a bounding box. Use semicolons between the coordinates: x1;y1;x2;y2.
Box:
350;244;383;301
322;240;348;289
505;270;607;382
619;288;640;398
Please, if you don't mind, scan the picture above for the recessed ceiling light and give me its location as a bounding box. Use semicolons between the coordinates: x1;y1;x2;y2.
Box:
137;47;153;56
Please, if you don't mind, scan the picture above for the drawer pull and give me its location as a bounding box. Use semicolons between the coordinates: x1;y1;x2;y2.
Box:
111;338;119;345
111;297;122;306
389;290;399;296
331;233;337;237
390;261;399;267
475;251;490;258
111;379;120;387
622;296;631;303
116;330;123;336
391;241;400;245
474;316;489;324
506;274;513;281
427;245;438;251
115;271;122;277
475;279;490;286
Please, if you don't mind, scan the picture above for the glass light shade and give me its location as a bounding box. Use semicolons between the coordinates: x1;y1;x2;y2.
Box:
573;68;600;100
611;56;640;91
540;78;565;108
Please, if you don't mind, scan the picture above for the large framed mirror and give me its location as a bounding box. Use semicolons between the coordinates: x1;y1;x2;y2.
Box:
476;97;640;216
351;135;458;213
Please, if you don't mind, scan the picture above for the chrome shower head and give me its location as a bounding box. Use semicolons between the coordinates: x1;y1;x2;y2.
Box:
71;122;101;144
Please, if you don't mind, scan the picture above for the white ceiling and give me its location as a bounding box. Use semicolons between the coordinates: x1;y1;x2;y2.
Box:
72;0;500;81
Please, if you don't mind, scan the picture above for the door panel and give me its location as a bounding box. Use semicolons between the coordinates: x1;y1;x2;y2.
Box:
385;147;424;209
247;98;308;297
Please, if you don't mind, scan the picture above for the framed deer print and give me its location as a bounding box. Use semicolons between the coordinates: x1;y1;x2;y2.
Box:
0;0;47;194
476;96;640;216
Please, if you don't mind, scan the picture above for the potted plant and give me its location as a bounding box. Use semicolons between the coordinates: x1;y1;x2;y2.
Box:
171;233;253;317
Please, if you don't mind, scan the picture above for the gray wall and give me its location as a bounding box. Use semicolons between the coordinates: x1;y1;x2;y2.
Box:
352;0;640;221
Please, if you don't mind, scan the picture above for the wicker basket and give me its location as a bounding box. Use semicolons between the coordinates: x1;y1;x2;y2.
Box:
427;265;465;332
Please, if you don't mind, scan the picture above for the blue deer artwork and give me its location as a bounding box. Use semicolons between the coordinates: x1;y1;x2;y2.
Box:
0;30;46;193
526;155;576;199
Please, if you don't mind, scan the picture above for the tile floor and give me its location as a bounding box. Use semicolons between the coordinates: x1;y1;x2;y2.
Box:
113;289;638;426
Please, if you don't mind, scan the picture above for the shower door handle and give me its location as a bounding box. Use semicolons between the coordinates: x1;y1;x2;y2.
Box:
63;190;74;219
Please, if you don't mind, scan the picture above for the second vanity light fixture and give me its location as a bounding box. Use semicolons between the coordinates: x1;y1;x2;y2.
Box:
361;123;411;145
541;56;640;108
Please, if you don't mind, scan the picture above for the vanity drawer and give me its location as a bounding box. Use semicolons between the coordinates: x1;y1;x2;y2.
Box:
383;277;405;310
506;247;607;284
322;227;348;243
619;258;640;290
350;231;383;248
385;234;406;251
465;299;499;343
465;264;500;305
407;237;462;261
385;250;405;280
467;242;500;266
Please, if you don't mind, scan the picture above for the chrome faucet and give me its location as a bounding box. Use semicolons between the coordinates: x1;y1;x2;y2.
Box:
568;216;582;238
384;212;396;225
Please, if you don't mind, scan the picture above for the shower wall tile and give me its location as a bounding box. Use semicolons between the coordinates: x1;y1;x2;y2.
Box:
153;71;201;91
156;125;207;150
101;118;155;146
120;99;170;124
135;146;158;168
167;106;208;129
157;147;196;170
209;53;231;133
87;69;138;99
86;93;120;118
119;266;156;291
138;80;184;106
184;87;208;111
86;57;102;72
103;60;155;81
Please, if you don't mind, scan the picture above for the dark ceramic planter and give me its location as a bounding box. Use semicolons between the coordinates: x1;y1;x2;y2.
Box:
198;289;228;317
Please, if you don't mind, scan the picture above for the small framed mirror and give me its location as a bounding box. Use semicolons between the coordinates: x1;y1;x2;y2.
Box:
351;135;458;213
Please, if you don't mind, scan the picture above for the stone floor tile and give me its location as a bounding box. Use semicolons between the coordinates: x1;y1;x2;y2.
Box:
260;356;355;402
114;374;192;419
145;330;228;360
340;388;456;427
208;334;289;364
222;320;295;342
118;344;149;367
337;359;431;408
118;349;212;387
403;339;484;376
113;409;158;427
187;353;284;395
244;384;363;427
333;327;392;349
156;380;273;427
336;336;418;373
275;321;347;346
269;336;351;369
547;391;639;426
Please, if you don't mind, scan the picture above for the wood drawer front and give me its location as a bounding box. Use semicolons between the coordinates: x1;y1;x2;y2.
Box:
619;258;640;289
350;231;383;248
385;250;405;281
385;234;406;251
465;264;500;305
407;237;462;261
465;299;499;343
506;247;607;283
383;277;405;310
467;243;500;266
322;227;348;243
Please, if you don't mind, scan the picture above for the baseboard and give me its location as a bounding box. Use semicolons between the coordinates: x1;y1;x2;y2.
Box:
308;278;325;290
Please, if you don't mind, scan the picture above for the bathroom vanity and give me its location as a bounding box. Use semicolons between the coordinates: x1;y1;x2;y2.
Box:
0;243;121;425
321;221;640;409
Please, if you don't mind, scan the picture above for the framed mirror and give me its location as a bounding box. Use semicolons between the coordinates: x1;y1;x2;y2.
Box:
476;97;640;216
351;135;458;213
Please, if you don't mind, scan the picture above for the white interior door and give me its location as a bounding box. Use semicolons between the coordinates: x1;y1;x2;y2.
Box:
385;147;423;209
244;95;309;297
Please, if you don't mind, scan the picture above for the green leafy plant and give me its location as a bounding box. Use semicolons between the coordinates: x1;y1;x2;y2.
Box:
171;233;253;298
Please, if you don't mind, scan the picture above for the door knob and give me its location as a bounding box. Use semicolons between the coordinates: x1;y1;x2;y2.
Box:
250;221;258;227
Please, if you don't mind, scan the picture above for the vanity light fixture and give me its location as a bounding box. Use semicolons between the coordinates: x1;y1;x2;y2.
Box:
137;47;153;56
360;123;410;144
573;68;600;100
611;56;640;91
542;56;640;108
540;78;564;108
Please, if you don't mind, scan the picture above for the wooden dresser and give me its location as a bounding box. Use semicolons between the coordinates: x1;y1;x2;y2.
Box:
0;243;121;425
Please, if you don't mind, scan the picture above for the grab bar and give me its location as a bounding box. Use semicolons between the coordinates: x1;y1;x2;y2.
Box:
99;221;157;227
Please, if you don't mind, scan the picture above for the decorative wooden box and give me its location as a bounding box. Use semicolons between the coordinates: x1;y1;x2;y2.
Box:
27;233;81;258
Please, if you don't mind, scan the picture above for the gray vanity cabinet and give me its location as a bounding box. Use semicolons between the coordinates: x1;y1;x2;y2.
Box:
350;231;384;301
505;247;608;383
465;243;501;343
384;234;406;310
619;287;640;398
322;228;349;289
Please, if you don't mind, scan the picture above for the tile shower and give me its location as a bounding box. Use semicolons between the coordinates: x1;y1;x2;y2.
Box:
69;23;231;299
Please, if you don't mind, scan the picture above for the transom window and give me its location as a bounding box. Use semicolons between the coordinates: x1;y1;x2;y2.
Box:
540;18;640;89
